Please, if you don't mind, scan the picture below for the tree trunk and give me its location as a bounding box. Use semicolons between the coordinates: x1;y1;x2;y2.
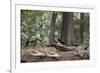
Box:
49;13;57;44
80;13;85;43
61;12;75;46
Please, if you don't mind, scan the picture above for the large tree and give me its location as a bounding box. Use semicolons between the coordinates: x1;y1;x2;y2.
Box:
61;12;75;46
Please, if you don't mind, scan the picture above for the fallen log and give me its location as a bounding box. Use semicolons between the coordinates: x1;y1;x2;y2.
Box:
21;48;89;62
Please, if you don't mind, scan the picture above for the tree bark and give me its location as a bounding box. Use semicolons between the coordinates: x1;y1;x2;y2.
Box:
61;12;75;46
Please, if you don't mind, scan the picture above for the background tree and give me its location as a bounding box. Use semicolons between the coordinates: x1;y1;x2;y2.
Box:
80;13;85;43
80;13;89;44
73;13;89;44
49;13;57;44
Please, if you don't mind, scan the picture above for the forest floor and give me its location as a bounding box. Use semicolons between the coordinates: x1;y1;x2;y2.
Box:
21;46;89;63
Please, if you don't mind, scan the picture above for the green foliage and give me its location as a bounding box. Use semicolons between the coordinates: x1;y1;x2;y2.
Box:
21;10;52;48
